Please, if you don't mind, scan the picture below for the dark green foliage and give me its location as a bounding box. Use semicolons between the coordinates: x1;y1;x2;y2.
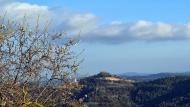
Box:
77;72;190;107
132;76;190;107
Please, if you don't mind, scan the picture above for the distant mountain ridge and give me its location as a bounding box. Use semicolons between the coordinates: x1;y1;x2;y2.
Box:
120;71;190;81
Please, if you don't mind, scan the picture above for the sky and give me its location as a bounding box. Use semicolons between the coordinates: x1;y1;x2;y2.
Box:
1;0;190;75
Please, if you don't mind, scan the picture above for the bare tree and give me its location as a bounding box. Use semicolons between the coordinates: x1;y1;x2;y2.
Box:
0;15;82;107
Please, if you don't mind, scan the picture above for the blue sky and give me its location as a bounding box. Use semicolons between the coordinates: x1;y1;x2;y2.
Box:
20;0;190;23
1;0;190;75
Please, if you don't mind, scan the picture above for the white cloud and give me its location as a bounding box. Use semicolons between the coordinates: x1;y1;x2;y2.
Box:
67;13;97;29
129;21;174;39
186;23;190;37
0;1;98;35
82;20;190;43
92;23;125;37
2;2;52;27
1;1;190;44
63;13;98;34
129;20;154;37
156;22;173;36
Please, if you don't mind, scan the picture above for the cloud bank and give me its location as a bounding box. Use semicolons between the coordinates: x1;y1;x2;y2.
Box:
1;1;190;44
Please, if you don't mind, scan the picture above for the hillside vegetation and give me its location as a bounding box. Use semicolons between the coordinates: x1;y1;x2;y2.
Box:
77;72;190;107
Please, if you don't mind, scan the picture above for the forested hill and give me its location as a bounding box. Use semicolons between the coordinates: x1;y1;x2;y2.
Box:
76;72;190;107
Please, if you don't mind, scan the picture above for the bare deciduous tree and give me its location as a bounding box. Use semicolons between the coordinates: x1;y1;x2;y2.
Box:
0;15;82;107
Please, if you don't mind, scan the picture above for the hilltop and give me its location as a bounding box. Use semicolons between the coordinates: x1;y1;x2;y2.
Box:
77;72;136;107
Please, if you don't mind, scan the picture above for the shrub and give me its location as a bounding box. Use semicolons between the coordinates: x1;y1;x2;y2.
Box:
0;15;82;107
